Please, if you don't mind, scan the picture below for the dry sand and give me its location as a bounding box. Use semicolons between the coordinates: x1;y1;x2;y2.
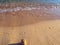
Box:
0;4;60;45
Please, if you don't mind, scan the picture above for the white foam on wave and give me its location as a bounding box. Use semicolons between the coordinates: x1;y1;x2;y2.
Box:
0;6;60;13
22;7;33;10
0;6;41;13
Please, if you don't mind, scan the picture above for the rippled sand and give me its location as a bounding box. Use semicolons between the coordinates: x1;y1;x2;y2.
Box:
0;3;60;45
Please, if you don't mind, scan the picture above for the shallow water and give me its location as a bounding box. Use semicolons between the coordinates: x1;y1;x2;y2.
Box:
0;0;60;4
0;6;60;15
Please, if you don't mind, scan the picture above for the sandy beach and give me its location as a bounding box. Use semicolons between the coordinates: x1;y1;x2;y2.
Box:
0;3;60;45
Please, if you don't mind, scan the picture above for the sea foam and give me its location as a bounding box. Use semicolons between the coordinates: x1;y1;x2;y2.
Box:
0;6;41;13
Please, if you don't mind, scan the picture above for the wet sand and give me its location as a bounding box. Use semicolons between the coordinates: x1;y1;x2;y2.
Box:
0;3;60;45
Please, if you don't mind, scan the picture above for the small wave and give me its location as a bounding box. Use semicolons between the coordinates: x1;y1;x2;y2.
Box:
0;7;41;13
0;6;60;13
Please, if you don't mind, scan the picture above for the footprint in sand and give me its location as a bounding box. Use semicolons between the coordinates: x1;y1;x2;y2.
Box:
48;26;54;30
48;27;51;29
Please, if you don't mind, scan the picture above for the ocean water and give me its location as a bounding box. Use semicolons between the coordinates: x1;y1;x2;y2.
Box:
0;0;60;4
0;0;60;13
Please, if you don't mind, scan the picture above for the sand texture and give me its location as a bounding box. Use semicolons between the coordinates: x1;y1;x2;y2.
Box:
0;4;60;45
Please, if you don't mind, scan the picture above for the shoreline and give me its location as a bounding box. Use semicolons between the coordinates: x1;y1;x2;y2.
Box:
0;3;60;13
0;2;60;27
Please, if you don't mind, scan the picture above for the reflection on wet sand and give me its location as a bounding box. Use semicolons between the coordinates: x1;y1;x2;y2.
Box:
0;5;60;27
